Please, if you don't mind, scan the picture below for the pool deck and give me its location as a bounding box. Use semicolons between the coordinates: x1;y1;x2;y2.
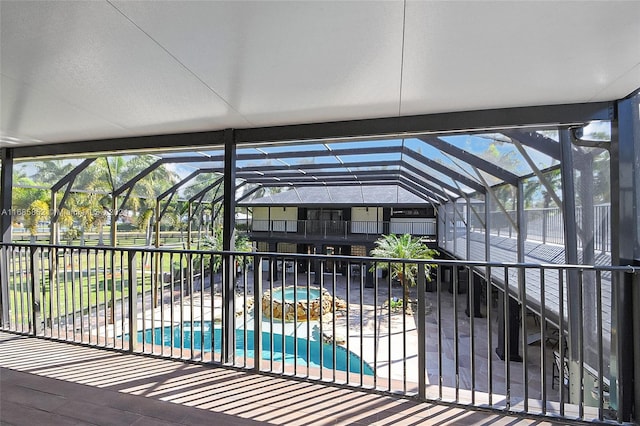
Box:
0;331;564;426
115;271;567;407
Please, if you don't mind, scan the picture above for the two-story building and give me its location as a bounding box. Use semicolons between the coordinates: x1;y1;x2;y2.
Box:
239;184;437;282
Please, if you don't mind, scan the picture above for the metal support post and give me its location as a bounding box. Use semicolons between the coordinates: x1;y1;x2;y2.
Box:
222;129;236;364
50;191;59;245
559;128;583;404
110;195;118;247
0;148;13;326
187;202;193;250
610;93;639;421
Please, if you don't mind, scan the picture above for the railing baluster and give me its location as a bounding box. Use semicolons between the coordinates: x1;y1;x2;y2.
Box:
120;250;126;350
269;257;274;373
292;259;297;375
437;262;443;400
188;252;194;360
85;249;91;344
17;247;25;333
179;252;184;359
101;249;107;347
280;257;285;375
63;248;69;341
504;267;511;410
78;248;85;342
468;265;475;405
346;259;351;385
578;269;584;419
596;270;604;421
359;260;364;388
29;247;38;336
539;268;547;415
453;264;459;402
520;266;528;413
417;262;426;400
253;255;263;372
332;261;337;383
373;261;378;391
141;249;147;354
199;253;205;363
170;253;176;359
306;258;311;379
558;269;565;417
319;259;324;381
387;261;392;392
128;251;137;353
486;265;493;407
209;253;215;364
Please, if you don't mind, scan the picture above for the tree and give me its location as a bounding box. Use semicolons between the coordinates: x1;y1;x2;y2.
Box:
369;234;438;305
24;199;50;242
200;224;253;272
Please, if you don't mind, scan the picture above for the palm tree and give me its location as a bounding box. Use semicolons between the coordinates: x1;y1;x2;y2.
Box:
370;234;438;305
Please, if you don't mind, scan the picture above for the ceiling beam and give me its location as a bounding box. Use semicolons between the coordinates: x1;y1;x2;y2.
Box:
501;129;561;160
397;168;450;200
242;172;402;185
398;176;443;203
51;158;96;192
237;160;402;175
418;136;520;186
14;131;226;159
402;148;485;193
236;102;613;144
12;102;613;159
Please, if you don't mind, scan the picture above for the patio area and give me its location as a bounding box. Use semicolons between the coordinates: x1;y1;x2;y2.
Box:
0;331;564;425
120;268;565;407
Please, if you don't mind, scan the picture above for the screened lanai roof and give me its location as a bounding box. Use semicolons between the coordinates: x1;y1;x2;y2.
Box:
12;123;609;205
239;185;429;207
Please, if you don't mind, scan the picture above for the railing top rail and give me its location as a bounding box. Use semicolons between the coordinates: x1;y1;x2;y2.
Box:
1;242;637;273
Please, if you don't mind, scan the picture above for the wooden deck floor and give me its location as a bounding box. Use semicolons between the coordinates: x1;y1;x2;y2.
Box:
0;332;566;426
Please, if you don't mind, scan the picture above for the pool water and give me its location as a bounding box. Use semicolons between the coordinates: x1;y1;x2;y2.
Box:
273;287;321;303
137;321;374;376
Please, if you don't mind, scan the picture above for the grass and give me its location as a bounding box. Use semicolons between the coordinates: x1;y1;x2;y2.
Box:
5;248;224;329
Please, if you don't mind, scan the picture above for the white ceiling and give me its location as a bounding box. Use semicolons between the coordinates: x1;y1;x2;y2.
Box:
1;1;639;148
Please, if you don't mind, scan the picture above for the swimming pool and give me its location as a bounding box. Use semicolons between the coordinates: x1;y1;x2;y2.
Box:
137;321;374;376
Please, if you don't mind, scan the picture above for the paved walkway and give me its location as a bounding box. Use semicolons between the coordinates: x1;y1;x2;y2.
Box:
0;332;565;426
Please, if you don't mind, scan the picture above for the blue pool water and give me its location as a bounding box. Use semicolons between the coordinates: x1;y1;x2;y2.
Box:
137;321;374;376
272;287;321;302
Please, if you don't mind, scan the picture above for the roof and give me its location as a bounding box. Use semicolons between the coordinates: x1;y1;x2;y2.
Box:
1;1;639;149
238;185;429;207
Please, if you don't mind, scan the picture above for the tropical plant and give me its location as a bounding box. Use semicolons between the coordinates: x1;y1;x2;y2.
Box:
370;234;438;305
23;199;50;242
12;173;50;232
200;225;253;273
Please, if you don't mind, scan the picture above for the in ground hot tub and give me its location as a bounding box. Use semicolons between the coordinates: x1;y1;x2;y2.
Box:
262;286;339;321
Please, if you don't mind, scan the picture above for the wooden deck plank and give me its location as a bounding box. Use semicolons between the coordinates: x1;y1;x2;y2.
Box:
0;332;564;426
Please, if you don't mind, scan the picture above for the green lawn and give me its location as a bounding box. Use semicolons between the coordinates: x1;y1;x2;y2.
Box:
6;249;221;329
